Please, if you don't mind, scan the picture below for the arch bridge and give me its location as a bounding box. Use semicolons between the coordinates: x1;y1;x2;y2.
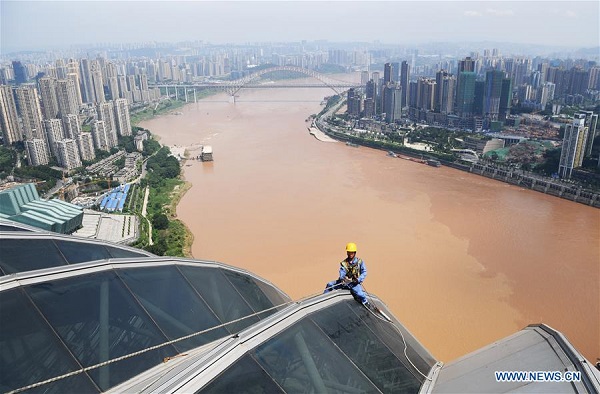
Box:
154;66;362;102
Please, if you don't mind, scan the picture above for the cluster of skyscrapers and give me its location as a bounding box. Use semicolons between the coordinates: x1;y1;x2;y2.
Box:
0;58;140;170
348;55;598;133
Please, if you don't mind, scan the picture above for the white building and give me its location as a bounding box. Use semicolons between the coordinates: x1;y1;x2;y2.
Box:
77;131;95;161
43;118;65;160
56;78;80;116
57;138;82;170
62;113;81;139
92;120;112;152
25;138;50;166
0;84;22;145
15;84;44;141
559;114;588;179
113;98;132;136
97;101;117;136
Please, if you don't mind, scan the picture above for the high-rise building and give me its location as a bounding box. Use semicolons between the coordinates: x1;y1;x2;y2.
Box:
38;77;59;119
15;84;45;142
579;111;598;157
56;78;79;117
56;138;82;170
558;114;589;179
568;67;589;95
539;82;555;109
43;119;65;159
363;98;375;118
92;120;117;151
588;66;600;90
66;72;83;107
62;114;81;139
25;138;50;166
360;71;370;85
400;61;410;109
117;75;129;101
383;62;399;84
455;72;476;118
90;61;105;103
499;78;513;121
55;58;68;79
106;62;120;101
97;101;117;136
79;59;94;104
346;89;362;117
473;80;485;117
0;85;23;145
77;131;95;161
458;57;475;73
138;74;150;102
416;78;435;111
12;61;27;84
435;71;455;114
483;70;505;122
383;84;402;123
113;99;132;137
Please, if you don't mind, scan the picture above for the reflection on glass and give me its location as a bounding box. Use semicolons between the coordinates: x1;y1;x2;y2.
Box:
221;270;280;319
0;289;98;393
253;319;380;393
119;266;228;351
54;239;112;264
179;266;259;333
349;301;433;380
105;246;147;258
0;238;66;274
312;301;422;393
25;271;177;391
201;354;284;394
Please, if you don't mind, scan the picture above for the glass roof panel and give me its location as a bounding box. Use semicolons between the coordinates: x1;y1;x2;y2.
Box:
252;318;381;393
221;269;283;320
0;288;99;394
178;266;259;333
118;266;229;352
200;354;284;394
311;300;422;393
354;302;434;381
54;239;112;264
105;246;148;258
25;270;178;391
0;238;67;275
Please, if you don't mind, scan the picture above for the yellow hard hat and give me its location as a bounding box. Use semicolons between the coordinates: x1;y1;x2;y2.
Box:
346;242;357;252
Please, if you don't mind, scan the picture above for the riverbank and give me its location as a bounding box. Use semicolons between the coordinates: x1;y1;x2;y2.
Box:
316;106;600;209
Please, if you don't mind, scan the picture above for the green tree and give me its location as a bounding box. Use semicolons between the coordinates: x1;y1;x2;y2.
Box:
152;213;169;230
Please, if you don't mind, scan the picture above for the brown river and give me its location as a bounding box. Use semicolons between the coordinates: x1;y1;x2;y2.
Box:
140;83;599;363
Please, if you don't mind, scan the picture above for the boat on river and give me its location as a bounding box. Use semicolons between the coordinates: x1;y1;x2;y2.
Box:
427;159;441;167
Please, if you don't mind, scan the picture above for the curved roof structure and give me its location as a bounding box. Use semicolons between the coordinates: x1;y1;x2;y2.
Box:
1;229;599;394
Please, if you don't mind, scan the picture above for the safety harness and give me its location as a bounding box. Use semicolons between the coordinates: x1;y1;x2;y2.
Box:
341;258;363;281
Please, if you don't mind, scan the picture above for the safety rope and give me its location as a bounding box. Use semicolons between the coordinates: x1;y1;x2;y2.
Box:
6;299;297;394
8;284;431;393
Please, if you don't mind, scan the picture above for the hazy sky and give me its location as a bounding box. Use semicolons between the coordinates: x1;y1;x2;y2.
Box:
1;1;599;52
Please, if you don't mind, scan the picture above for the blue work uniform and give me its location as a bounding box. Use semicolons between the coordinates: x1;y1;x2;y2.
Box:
324;257;368;304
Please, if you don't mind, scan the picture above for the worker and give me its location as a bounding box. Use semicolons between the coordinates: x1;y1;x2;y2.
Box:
324;242;370;308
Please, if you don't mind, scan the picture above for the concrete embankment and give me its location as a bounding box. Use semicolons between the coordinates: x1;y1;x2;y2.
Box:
308;126;337;142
